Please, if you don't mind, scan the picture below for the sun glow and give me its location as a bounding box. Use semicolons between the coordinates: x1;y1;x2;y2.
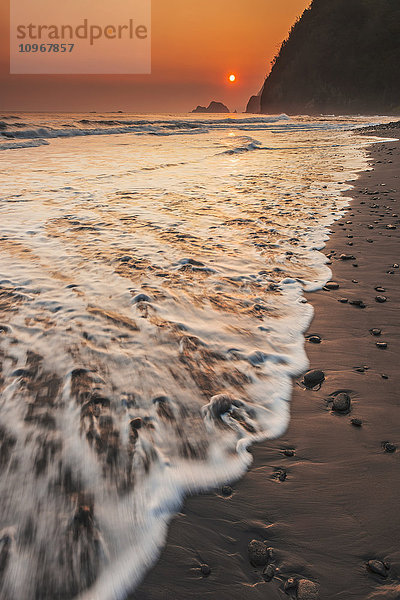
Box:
229;74;236;82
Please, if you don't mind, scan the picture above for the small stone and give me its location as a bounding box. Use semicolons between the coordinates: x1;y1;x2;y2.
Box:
370;328;382;336
381;374;389;379
307;335;322;344
351;418;363;427
349;300;366;308
339;254;356;260
129;417;142;430
376;342;387;349
133;293;151;303
284;577;297;592
375;295;387;303
382;442;396;453
248;539;268;566
324;281;340;290
297;578;320;600
332;392;351;413
221;485;233;497
303;370;325;389
367;560;388;577
374;287;386;292
283;449;295;457
262;564;275;581
338;298;348;303
200;563;211;577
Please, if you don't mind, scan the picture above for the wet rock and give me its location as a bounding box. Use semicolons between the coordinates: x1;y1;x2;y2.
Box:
307;335;322;344
303;370;325;389
276;469;287;482
381;374;389;379
332;392;351;413
376;342;388;349
367;560;389;577
297;579;320;600
133;293;151;303
375;295;387;303
200;563;211;577
351;418;363;427
349;299;366;308
221;485;233;497
248;539;268;566
283;449;295;457
284;577;297;592
180;258;205;267
73;505;93;531
153;396;175;420
338;298;348;303
0;324;11;334
324;281;340;290
375;287;386;292
208;394;242;418
339;254;355;260
382;442;397;453
262;564;275;581
129;417;142;430
370;328;382;336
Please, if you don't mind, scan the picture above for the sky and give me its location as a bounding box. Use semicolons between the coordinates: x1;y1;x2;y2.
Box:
0;0;311;113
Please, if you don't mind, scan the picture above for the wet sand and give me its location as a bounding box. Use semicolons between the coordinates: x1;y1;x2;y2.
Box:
133;126;400;600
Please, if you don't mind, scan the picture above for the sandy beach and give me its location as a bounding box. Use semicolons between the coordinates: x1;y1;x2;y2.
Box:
133;126;400;600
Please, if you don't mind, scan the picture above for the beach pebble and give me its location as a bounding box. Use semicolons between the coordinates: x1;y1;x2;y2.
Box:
247;539;268;566
324;281;340;290
284;577;297;592
200;564;211;577
339;254;356;260
208;394;242;418
375;295;387;303
338;298;348;303
374;287;386;292
370;328;382;336
129;417;142;430
349;300;366;308
133;293;151;303
283;449;295;457
303;370;325;389
262;564;275;581
367;560;389;577
307;335;322;344
297;579;320;599
221;485;233;497
382;442;397;453
351;418;363;427
332;392;351;413
376;342;387;349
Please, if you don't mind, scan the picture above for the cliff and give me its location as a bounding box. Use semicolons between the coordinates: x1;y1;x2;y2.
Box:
258;0;400;115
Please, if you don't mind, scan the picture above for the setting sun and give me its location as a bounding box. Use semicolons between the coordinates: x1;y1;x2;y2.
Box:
229;74;236;82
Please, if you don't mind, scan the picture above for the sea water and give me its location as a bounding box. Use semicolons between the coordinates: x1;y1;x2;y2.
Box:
0;113;387;599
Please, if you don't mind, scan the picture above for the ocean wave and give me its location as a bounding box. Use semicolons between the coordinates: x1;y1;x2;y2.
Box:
0;138;50;151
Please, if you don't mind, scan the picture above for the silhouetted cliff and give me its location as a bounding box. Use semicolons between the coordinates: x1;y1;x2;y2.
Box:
258;0;400;115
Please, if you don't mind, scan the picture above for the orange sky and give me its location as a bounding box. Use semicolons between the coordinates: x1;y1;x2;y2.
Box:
0;0;310;112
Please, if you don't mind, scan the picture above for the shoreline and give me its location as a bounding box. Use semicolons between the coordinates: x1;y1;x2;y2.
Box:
133;126;400;600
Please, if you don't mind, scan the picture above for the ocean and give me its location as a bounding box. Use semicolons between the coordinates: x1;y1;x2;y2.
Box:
0;112;387;599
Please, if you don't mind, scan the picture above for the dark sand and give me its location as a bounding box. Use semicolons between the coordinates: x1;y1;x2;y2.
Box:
133;127;400;600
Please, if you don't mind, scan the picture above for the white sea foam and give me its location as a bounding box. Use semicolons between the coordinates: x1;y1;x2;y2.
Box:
0;113;389;600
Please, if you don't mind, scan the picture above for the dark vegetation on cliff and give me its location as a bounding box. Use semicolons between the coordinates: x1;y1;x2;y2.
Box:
258;0;400;115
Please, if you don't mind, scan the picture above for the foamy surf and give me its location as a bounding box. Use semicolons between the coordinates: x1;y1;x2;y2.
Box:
0;113;387;599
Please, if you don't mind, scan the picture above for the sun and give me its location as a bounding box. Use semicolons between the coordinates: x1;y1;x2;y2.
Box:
228;74;236;83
